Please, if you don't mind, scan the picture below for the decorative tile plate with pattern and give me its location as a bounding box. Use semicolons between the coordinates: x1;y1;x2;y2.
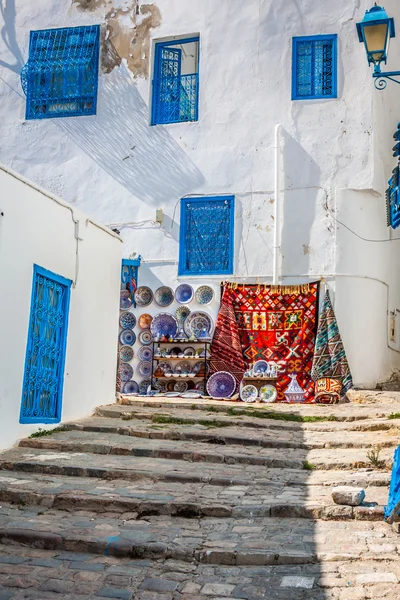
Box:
120;290;133;310
119;345;134;363
138;361;152;378
174;380;188;393
134;286;153;307
154;286;174;307
119;312;136;329
184;311;214;339
122;380;139;394
119;363;134;382
240;384;258;403
175;284;194;304
119;329;136;346
139;330;152;345
195;285;214;305
176;306;191;323
259;384;277;403
138;346;153;362
207;371;236;398
175;361;192;374
196;381;205;392
166;380;177;392
150;313;178;338
138;313;153;329
253;360;269;375
139;379;151;394
158;361;173;375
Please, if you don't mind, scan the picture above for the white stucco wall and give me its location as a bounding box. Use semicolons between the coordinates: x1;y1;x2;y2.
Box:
0;165;122;450
1;0;400;388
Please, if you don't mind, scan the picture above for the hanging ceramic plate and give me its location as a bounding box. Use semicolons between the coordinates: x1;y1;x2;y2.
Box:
174;380;188;393
207;371;236;398
193;360;207;374
240;384;258;403
119;311;136;329
166;380;177;392
120;290;133;310
119;345;134;363
154;286;174;307
134;286;153;308
195;285;215;305
138;313;153;329
195;381;205;393
119;329;136;346
139;379;151;394
150;313;178;339
259;385;278;403
122;380;139;394
138;346;152;362
158;361;173;375
138;361;152;378
175;284;194;304
183;347;196;357
184;311;214;339
176;306;191;323
139;330;152;345
175;361;192;374
253;360;270;375
119;363;134;382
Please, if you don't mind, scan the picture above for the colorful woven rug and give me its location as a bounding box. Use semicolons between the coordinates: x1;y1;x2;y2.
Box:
210;282;320;402
311;289;353;395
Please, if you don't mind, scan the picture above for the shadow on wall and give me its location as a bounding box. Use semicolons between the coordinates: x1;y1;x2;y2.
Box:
280;130;321;277
0;0;24;74
57;66;205;206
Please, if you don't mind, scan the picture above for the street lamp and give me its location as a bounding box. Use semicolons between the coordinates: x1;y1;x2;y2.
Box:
356;4;398;89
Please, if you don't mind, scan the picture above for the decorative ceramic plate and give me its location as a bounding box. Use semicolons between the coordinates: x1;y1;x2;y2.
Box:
120;290;133;310
183;347;196;357
139;330;152;345
170;347;182;357
150;313;178;339
138;361;152;377
154;286;174;307
174;380;188;393
240;384;258;403
166;380;177;392
138;314;153;329
259;384;278;403
157;361;173;375
193;360;206;374
253;360;269;375
175;361;192;374
139;379;151;394
207;371;236;398
138;346;152;362
195;285;214;305
119;312;136;329
184;311;214;339
119;363;134;382
165;392;180;397
154;380;166;393
119;345;134;363
182;391;202;399
175;284;194;304
195;382;205;393
122;380;139;394
134;286;153;308
119;329;136;346
176;306;191;323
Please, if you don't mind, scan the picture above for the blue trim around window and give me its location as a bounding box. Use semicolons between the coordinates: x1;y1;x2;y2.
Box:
178;195;235;276
151;36;200;125
292;34;337;100
20;265;72;424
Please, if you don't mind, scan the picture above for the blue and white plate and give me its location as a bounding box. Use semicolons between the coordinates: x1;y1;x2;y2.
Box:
119;312;136;329
207;371;236;398
119;345;134;363
122;380;139;394
139;379;151;395
138;361;152;378
240;384;258;403
150;313;178;339
253;360;269;375
138;346;153;361
184;311;214;339
119;363;134;382
119;329;136;346
120;290;133;310
175;284;194;304
176;306;191;323
134;286;153;308
195;285;214;305
139;330;152;345
155;286;174;307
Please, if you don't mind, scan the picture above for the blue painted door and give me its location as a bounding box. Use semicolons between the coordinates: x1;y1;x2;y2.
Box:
20;265;72;424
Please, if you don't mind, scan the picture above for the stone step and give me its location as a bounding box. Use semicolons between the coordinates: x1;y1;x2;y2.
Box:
1;543;400;600
17;429;395;471
0;471;387;521
68;415;400;449
0;503;397;566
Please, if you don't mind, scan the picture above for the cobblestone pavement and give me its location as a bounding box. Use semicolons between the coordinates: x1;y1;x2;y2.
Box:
0;394;399;598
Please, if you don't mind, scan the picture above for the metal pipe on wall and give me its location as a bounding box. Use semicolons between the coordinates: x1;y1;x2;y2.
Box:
272;124;282;285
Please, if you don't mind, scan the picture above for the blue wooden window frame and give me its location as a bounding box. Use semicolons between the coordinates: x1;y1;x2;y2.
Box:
178;196;235;276
20;265;72;424
151;36;200;125
292;34;337;100
21;25;100;120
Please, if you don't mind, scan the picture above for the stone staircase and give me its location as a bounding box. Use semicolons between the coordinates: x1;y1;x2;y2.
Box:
0;396;399;598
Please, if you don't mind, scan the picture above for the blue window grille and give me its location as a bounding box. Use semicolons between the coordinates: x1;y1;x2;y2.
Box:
386;166;400;229
179;196;235;276
20;265;72;424
152;37;199;125
292;35;337;100
20;25;100;120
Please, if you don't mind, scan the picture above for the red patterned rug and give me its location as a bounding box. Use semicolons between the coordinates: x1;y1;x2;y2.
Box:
210;282;320;402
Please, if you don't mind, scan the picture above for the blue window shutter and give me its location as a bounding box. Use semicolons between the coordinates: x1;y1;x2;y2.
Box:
152;37;199;125
21;25;100;120
292;35;337;100
179;196;235;276
20;265;72;424
386;168;400;229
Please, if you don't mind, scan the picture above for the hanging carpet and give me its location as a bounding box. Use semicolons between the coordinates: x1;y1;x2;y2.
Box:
210;282;320;402
311;289;353;395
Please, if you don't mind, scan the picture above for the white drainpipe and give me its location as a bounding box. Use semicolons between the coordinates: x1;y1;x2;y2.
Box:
272;124;282;285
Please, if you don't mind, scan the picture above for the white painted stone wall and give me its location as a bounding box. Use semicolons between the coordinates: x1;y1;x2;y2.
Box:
0;165;122;450
1;0;400;388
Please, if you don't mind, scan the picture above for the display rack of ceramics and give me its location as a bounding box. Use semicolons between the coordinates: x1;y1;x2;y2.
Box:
184;311;214;339
122;380;139;394
120;290;133;310
119;329;136;346
195;285;214;305
119;312;136;329
175;283;194;304
138;313;153;329
119;345;134;363
259;384;277;403
240;384;258;403
154;286;174;307
284;373;305;403
207;371;236;399
139;330;152;345
134;286;153;307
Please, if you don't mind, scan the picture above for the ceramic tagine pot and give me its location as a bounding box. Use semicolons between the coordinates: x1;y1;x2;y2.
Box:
284;372;305;403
